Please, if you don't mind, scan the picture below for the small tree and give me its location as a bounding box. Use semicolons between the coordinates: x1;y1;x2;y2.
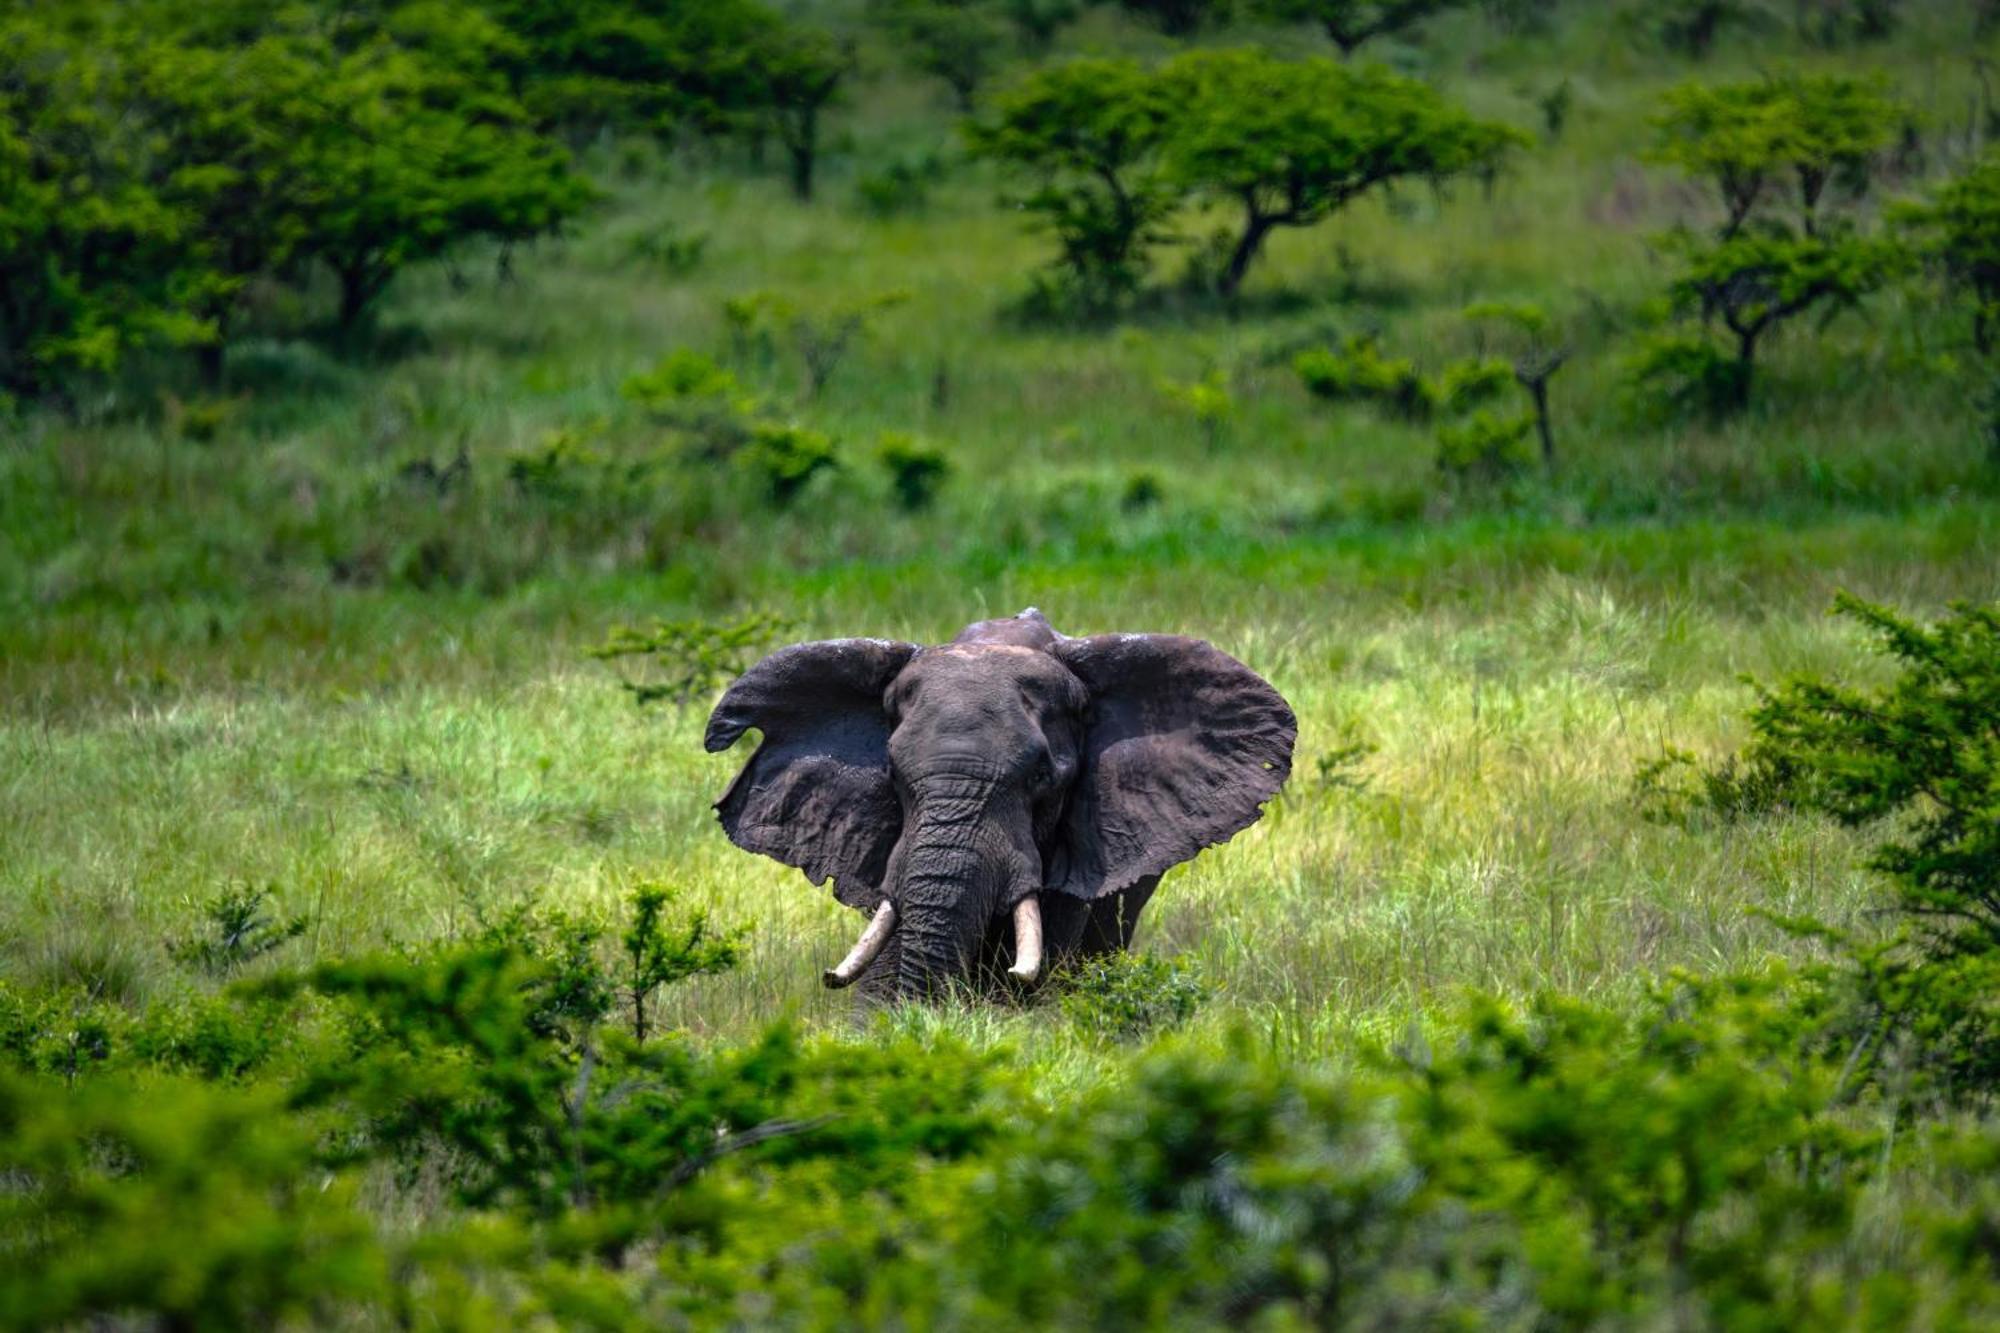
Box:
749;23;853;201
1896;149;2000;354
1251;0;1463;57
966;58;1180;309
1464;301;1568;471
1638;74;1908;411
1163;50;1520;299
871;1;1012;112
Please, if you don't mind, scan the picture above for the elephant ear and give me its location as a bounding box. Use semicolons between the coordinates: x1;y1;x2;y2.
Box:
1049;634;1295;900
705;638;920;909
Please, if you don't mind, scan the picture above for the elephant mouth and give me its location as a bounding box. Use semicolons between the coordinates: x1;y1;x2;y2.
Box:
821;896;1043;991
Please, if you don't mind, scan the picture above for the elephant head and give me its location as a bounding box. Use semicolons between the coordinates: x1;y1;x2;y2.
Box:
704;609;1295;999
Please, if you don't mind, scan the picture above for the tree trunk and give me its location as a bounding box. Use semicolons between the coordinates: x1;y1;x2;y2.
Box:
1219;211;1276;300
1527;376;1555;472
787;108;817;202
195;340;226;392
338;264;376;331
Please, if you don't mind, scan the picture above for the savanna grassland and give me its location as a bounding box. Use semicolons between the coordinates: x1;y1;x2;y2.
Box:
5;1;2000;1327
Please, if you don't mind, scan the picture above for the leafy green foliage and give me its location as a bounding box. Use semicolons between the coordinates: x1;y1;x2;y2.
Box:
0;1072;392;1330
589;610;795;706
1057;951;1210;1041
1435;408;1536;483
1744;596;2000;960
165;882;307;977
1164;49;1521;297
742;420;841;505
1650;596;2000;1107
621;882;746;1042
1640;74;1910;412
871;0;1013;111
1897;149;2000;354
878;433;953;510
1295;334;1435;419
967;57;1180;311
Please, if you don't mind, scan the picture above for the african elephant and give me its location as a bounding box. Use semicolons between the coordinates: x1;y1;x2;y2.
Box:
704;608;1296;1001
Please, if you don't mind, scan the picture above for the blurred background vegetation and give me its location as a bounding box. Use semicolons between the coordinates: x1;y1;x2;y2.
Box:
5;0;2000;1326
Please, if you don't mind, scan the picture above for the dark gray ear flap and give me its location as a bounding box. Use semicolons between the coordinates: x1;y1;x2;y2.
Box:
1049;634;1295;900
705;638;921;908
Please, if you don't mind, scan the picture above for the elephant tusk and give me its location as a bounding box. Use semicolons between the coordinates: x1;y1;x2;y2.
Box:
823;900;897;989
1006;896;1043;985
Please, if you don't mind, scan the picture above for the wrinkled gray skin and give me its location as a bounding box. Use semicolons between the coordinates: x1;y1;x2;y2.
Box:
705;609;1296;1001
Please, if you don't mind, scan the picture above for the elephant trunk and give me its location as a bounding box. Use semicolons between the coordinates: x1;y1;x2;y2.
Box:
890;772;1034;998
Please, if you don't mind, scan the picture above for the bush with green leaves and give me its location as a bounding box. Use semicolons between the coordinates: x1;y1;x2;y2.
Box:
1638;73;1910;413
1650;595;2000;1108
878;433;953;510
165;882;307;977
1164;49;1521;298
1295;334;1435;419
1056;951;1210;1042
589;610;795;706
0;15;203;399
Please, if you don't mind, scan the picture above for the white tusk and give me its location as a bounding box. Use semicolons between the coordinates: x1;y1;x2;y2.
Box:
823;900;897;989
1006;896;1044;984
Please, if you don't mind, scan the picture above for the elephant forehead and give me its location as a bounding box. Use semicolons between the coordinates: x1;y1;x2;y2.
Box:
899;644;1084;712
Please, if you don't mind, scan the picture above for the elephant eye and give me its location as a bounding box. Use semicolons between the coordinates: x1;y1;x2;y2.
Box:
1031;757;1057;790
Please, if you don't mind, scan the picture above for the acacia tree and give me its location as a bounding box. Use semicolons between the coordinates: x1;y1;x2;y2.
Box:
300;39;591;331
1252;0;1463;56
1163;50;1519;298
966;58;1179;308
1896;150;2000;354
1640;74;1907;410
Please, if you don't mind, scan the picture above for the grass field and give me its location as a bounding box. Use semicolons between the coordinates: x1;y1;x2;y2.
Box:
5;1;2000;1323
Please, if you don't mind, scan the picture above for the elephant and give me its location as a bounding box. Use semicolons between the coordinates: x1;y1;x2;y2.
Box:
704;608;1296;1001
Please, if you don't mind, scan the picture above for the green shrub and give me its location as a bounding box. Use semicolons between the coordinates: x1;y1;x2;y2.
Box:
164;882;308;977
1057;952;1210;1042
742;420;840;505
1295;335;1434;419
589;611;795;706
1652;595;2000;1107
1434;408;1535;484
878;433;952;510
